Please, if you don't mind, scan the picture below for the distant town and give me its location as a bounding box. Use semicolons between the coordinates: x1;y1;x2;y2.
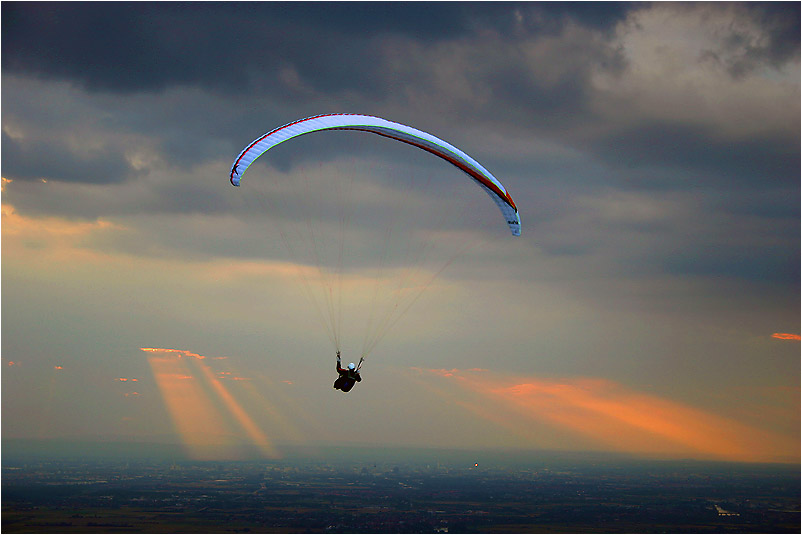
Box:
3;442;799;533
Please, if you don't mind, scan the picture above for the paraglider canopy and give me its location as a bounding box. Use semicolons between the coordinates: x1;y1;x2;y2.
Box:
230;114;520;236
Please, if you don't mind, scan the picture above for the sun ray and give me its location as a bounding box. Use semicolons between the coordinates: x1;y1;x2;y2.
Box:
415;368;799;463
142;347;293;459
195;361;280;459
236;378;310;446
145;350;235;460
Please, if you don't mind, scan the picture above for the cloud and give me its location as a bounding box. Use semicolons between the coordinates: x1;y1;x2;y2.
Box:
375;11;626;134
593;3;799;132
1;4;630;96
139;347;210;360
0;4;406;95
2;201;122;242
575;3;800;194
1;189;131;271
3;3;796;188
2;130;141;185
772;333;801;341
3;4;797;266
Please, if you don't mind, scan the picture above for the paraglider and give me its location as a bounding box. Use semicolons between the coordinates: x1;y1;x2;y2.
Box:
230;114;520;385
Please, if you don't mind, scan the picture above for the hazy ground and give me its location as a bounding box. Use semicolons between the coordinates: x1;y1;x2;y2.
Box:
3;441;799;533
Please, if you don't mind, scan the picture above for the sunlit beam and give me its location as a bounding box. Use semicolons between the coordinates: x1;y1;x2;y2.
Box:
406;367;542;447
145;349;234;460
195;361;280;458
142;347;288;460
236;378;310;446
37;366;64;439
414;368;798;463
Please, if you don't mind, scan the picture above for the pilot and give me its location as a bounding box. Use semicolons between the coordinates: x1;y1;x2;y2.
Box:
333;351;361;393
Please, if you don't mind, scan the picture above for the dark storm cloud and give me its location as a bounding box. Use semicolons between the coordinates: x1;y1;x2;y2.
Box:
2;1;798;287
0;1;626;187
3;2;797;152
717;2;800;78
3;2;381;95
7;2;794;188
1;2;631;97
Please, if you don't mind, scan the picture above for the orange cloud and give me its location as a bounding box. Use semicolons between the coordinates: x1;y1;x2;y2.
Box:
422;368;462;378
2;202;121;239
54;366;63;370
140;347;208;359
414;368;798;464
2;200;127;274
772;333;801;341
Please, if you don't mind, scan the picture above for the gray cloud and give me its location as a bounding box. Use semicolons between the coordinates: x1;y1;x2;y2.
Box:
2;2;798;287
5;3;795;193
1;130;139;184
715;2;800;78
585;122;799;190
0;3;630;96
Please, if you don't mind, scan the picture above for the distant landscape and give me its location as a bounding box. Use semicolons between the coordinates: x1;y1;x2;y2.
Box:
3;440;799;533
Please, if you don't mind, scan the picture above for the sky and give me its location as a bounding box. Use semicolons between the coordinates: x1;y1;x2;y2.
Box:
2;2;799;464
